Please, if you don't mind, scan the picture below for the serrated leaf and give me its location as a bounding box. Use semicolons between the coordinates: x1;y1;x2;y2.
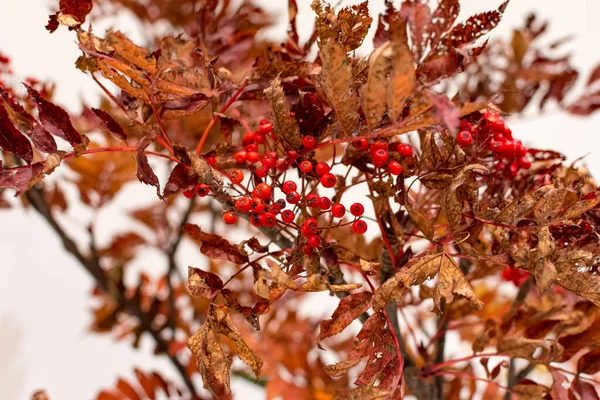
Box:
406;203;434;240
318;291;372;345
337;2;373;52
135;134;161;197
440;1;509;49
388;15;414;122
0;101;33;163
319;39;363;137
429;0;460;51
400;0;431;61
365;42;392;130
264;76;302;149
90;108;127;141
185;224;249;264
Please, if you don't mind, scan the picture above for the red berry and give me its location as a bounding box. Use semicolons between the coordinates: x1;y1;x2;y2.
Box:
398;144;413;157
517;156;531;170
287;150;299;160
372;149;389;167
235;151;247;164
302;218;318;237
276;158;290;172
299;160;313;173
370;140;388;152
250;213;262;227
260;212;276;228
196;184;210;197
352;138;369;151
281;209;295;223
350;203;365;217
255;165;269;178
508;162;519;177
388;161;403;175
247;151;261;163
331;203;346;218
250;197;266;213
253;132;266;144
315;162;330;175
286;191;301;204
245;144;258;152
319;196;332;210
235;197;252;213
265;151;277;159
456;131;473;147
302;244;313;255
308;235;321;248
242;133;255;146
302;135;316;149
204;155;216;167
273;199;286;211
183;189;194;198
223;211;237;224
490;140;505;153
282;181;297;194
305;193;320;208
320;173;337;188
515;142;527;157
503;141;517;155
259;119;272;134
352;219;368;234
262;155;276;169
255;183;271;200
229;169;244;184
459;120;472;132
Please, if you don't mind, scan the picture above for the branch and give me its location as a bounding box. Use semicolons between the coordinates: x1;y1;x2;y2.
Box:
25;186;199;397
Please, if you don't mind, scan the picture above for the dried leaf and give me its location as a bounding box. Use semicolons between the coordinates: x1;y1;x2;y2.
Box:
90;108;127;141
162;163;196;198
365;42;392;130
388;23;415;122
47;0;93;32
0;101;33;163
318;291;372;345
320;39;362;137
429;0;460;51
25;84;88;153
264;76;302;149
188;266;224;299
334;387;391;400
440;1;509;49
497;337;562;363
534;258;557;294
577;349;600;375
185;224;249;264
400;0;431;61
213;314;263;379
337;2;373;52
429;91;460;134
298;273;362;292
135;135;161;197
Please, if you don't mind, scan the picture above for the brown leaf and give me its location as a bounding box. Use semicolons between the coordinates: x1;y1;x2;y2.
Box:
135;135;161;197
337;2;373;52
297;273;362;292
188;323;232;399
400;0;431;61
265;259;295;289
47;0;93;32
562;191;600;220
318;291;372;345
433;252;483;313
334;387;391;400
513;380;550;400
105;30;156;73
365;42;392;130
388;22;415;122
440;1;509;49
319;39;363;137
188;266;224;299
184;224;249;264
429;0;460;52
25;84;88;154
497;337;563;363
264;76;302;149
406;203;434;240
213;313;263;379
429;91;460;134
162;163;196;198
0;101;33;163
533;187;567;223
534;258;557;294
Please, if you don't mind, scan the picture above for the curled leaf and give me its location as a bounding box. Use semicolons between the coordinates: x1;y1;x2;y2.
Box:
185;224;249;264
188;266;224;299
318;291;372;345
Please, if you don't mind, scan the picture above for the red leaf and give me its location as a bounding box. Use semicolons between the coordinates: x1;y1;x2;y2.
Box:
587;64;600;86
135;135;161;198
573;377;599;400
318;291;372;346
0;101;33;163
46;13;60;33
567;90;600;116
577;349;600;375
440;1;508;49
90;108;127;141
0;162;43;196
25;84;88;152
188;266;224;299
48;0;93;32
373;1;397;49
429;0;460;51
184;223;249;264
116;378;141;400
162;163;196;198
0;87;57;153
133;369;156;400
400;0;431;61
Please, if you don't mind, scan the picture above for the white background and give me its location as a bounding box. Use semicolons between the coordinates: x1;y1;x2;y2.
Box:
1;1;600;399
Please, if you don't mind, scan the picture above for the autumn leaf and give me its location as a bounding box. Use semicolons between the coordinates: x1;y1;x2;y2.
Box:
429;0;461;52
429;91;460;133
0;101;33;163
406;203;435;240
337;2;373;52
297;273;362;292
318;291;372;346
135;134;161;198
264;76;302;149
89;108;127;141
185;224;249;264
497;337;563;363
440;1;509;49
188;266;224;299
319;39;363;137
388;24;415;122
162;163;196;198
365;42;392;130
25;84;88;154
47;0;93;32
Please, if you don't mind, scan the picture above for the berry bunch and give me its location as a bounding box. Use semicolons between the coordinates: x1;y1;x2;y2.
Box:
458;111;531;177
180;119;371;250
352;138;411;175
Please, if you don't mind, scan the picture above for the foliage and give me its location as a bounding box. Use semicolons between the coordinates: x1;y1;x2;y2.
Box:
2;0;600;399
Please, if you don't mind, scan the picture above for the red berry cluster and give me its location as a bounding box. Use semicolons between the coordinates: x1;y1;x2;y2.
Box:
458;111;531;177
352;138;411;175
180;119;371;248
